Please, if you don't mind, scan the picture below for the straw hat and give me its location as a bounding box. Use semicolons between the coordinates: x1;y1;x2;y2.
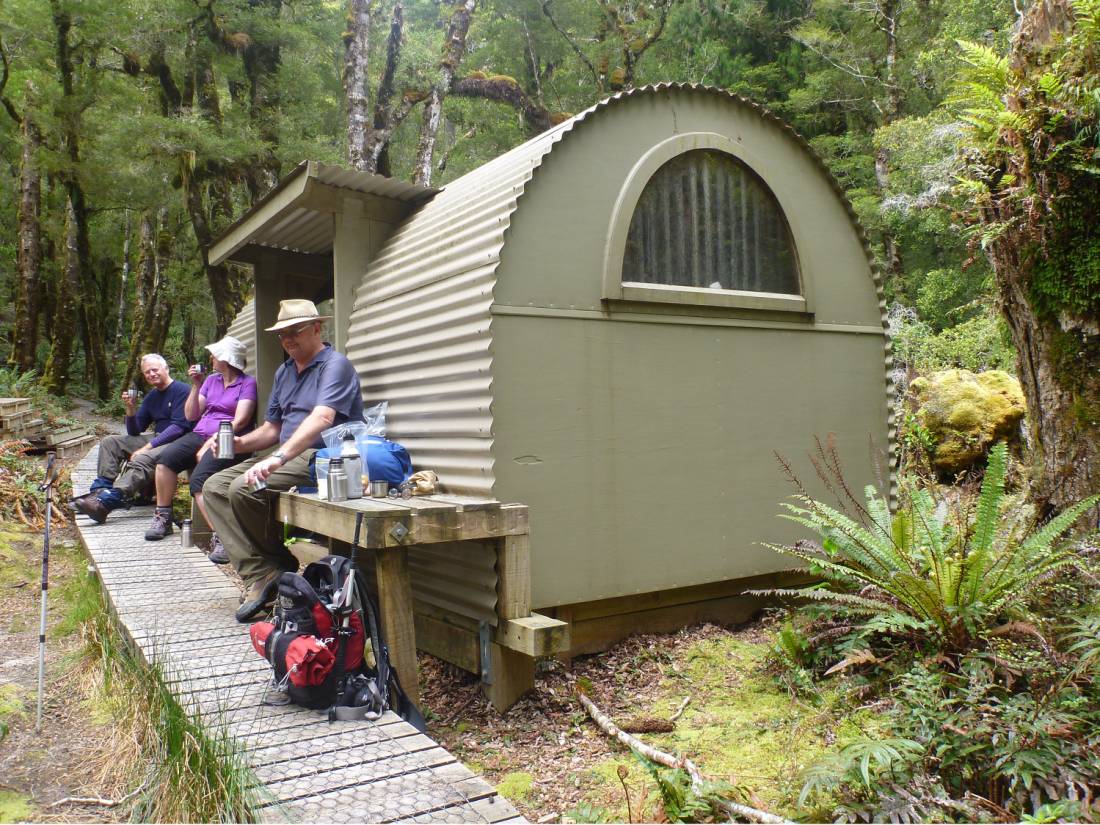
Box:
264;299;332;332
205;335;248;371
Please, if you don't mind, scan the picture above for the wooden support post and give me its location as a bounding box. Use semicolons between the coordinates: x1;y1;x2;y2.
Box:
374;546;419;706
483;642;534;714
496;533;531;620
484;531;536;711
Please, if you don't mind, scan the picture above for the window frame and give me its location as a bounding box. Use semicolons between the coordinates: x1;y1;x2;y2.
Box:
602;132;811;315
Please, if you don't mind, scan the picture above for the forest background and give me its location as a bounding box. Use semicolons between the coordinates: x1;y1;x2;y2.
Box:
0;0;1097;505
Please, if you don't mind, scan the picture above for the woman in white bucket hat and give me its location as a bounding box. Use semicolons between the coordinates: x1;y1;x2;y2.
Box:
144;335;258;562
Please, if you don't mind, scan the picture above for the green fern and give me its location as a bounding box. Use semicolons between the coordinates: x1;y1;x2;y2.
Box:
798;737;923;807
753;443;1098;653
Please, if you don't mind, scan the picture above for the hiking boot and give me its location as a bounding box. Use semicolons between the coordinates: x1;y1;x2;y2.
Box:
71;494;109;525
144;509;174;541
207;535;230;565
235;570;281;623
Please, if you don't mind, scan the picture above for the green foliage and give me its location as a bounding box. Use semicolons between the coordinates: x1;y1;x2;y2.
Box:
891;653;1100;813
78;579;268;822
798;737;922;807
633;751;743;823
757;443;1100;652
951;2;1100;327
563;800;613;823
890;304;1015;373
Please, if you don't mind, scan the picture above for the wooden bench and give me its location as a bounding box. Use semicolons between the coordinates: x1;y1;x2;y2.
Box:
274;491;569;712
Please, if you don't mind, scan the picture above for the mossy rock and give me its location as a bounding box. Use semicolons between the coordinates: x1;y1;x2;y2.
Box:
909;368;1026;474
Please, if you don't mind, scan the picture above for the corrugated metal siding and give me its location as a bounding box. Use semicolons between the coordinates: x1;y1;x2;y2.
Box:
346;119;578;499
346;83;894;621
226;298;257;378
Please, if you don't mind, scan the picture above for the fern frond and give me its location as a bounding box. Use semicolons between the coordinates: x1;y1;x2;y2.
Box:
1017;494;1100;559
965;442;1008;603
747;587;892;615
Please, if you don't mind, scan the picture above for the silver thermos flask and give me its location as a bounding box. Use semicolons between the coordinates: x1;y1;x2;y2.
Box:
181;519;193;548
327;457;348;502
217;420;235;458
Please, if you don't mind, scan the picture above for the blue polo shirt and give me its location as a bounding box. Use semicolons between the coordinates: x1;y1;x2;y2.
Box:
266;344;364;448
125;379;193;447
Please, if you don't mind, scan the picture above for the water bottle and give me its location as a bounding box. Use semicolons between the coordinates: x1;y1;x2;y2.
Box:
217;421;235;458
180;519;193;548
327;457;348;502
340;433;363;499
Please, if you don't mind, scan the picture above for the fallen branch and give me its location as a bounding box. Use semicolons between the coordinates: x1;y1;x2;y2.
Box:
50;778;149;809
669;696;691;722
578;691;791;824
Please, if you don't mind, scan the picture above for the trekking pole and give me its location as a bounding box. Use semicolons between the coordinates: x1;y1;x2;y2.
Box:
328;511;363;722
36;451;57;733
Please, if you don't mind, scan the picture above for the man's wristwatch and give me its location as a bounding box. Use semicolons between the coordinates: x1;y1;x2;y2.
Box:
271;451;286;464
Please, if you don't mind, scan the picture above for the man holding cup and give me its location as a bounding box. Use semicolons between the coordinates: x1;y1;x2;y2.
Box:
70;353;192;523
203;300;364;622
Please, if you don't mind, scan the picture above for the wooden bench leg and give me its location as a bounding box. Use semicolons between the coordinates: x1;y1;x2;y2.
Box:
374;546;420;706
483;643;534;713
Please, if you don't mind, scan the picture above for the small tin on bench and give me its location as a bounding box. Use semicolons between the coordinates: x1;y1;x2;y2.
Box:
370;480;389;498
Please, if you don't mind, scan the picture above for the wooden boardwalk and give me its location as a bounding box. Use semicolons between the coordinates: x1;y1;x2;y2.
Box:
71;445;524;824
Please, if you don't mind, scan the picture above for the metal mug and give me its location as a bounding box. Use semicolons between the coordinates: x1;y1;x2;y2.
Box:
191;363;204;375
125;388;138;402
248;477;267;494
370;480;389;498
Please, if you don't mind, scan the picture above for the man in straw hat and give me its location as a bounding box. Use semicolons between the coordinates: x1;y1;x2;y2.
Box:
203;299;364;622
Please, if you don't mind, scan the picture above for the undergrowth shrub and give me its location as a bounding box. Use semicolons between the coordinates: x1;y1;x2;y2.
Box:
755;442;1098;654
760;440;1100;820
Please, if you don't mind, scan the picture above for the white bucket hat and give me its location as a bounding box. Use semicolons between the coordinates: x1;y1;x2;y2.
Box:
205;335;248;371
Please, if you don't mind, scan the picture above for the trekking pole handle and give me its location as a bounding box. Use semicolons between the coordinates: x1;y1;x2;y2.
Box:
38;452;57;492
352;511;363;550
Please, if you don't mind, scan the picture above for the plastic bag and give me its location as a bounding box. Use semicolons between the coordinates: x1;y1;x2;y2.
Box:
320;402;388;451
311;438;412;487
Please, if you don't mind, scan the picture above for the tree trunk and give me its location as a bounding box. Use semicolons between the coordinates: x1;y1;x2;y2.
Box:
51;0;111;399
344;0;373;170
41;197;80;395
113;210;131;352
413;0;477;186
11;113;42;373
994;244;1100;521
366;0;406;177
123;212;157;391
874;0;904;289
977;0;1100;522
242;0;282;200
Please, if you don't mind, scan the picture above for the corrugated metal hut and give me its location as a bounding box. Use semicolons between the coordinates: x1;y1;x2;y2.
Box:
213;83;892;661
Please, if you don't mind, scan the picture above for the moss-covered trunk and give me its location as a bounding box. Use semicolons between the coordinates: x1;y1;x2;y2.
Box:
995;248;1100;521
962;0;1100;523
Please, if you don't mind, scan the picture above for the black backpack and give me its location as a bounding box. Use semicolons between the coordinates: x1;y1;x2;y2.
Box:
249;553;425;729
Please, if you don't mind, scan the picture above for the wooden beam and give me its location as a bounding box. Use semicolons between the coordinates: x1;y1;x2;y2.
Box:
274;494;528;547
494;613;569;657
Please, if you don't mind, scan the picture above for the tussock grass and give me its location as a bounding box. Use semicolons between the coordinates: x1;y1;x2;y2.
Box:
75;573;268;822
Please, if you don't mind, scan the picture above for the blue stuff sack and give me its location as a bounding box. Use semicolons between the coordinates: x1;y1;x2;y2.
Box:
362;436;414;485
306;438;413;492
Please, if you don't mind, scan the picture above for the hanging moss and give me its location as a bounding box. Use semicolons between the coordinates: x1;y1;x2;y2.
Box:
1029;183;1100;321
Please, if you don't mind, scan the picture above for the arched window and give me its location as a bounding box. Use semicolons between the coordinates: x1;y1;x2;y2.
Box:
621;150;800;296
